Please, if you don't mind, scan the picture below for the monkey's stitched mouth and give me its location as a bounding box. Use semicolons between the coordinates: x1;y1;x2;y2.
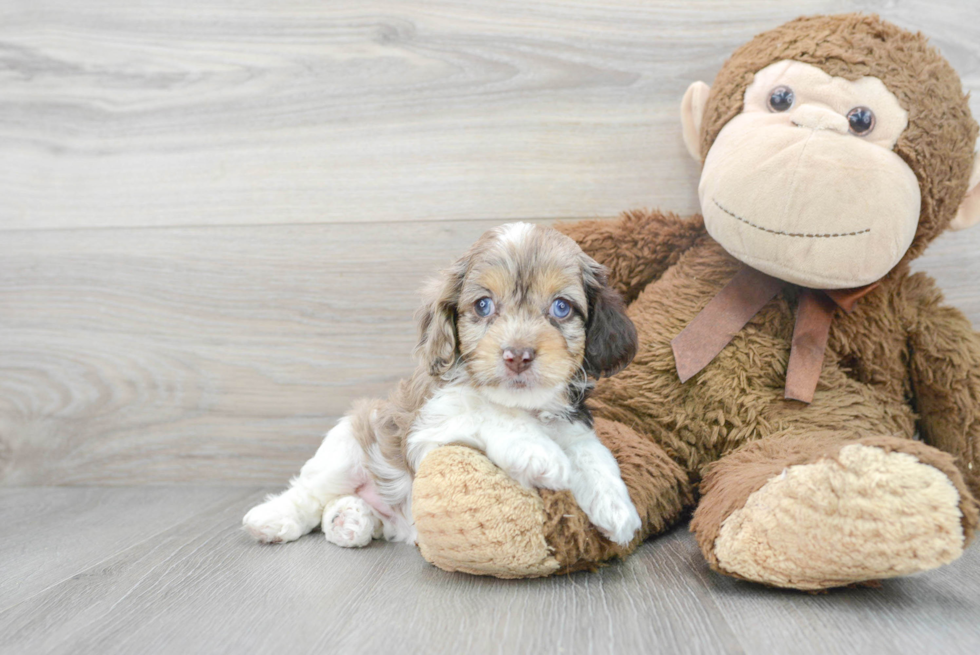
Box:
713;198;871;238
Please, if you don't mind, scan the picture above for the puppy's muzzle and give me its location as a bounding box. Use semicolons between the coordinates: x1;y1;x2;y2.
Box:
502;347;536;374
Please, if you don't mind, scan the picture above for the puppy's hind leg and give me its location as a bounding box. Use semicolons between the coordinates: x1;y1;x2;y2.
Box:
243;417;363;544
321;496;383;548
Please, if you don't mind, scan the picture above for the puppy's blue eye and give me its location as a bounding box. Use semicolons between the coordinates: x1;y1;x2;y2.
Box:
475;297;495;317
550;298;571;319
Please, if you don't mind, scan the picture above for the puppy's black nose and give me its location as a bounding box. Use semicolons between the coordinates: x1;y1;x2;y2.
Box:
502;347;536;374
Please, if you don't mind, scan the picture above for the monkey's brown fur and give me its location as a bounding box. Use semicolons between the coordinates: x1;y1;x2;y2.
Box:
412;14;980;587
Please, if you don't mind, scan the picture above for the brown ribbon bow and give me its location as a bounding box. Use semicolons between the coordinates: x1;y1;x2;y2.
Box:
670;266;878;403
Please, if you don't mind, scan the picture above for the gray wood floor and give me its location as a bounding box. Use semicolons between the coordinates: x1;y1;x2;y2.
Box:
3;1;980;653
2;487;979;655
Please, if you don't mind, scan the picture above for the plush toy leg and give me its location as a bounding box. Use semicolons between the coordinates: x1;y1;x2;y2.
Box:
691;431;979;590
412;417;693;578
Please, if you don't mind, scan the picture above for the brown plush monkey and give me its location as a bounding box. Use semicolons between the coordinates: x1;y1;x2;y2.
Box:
411;14;980;589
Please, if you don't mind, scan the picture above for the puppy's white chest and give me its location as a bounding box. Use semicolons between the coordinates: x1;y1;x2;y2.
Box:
406;384;569;471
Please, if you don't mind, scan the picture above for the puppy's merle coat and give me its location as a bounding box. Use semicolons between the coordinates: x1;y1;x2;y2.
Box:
243;223;641;548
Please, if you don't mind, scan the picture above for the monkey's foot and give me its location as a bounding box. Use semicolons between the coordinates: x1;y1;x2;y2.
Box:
694;436;976;590
412;445;561;578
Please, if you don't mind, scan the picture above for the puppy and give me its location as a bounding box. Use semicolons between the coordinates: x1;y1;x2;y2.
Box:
243;222;642;548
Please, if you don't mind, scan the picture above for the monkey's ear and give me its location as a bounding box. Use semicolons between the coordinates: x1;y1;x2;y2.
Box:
950;152;980;231
415;259;466;377
681;81;711;161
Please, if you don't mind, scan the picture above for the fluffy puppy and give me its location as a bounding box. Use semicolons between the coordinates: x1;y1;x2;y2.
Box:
243;222;642;548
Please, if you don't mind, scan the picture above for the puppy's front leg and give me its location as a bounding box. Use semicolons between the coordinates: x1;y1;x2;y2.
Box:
484;426;572;491
561;430;641;546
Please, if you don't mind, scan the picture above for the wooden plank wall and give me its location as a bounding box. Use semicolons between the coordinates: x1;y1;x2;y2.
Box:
2;0;979;485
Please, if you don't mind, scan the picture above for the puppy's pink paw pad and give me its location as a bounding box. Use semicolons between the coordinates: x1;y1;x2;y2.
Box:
322;496;380;548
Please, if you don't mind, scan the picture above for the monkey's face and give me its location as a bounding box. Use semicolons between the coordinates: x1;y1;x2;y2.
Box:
696;60;920;289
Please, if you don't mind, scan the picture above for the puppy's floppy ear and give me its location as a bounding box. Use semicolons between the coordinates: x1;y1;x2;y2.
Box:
415;256;467;377
583;260;638;378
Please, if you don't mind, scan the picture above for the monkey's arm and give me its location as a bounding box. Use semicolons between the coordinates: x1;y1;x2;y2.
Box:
555;210;705;304
904;273;980;499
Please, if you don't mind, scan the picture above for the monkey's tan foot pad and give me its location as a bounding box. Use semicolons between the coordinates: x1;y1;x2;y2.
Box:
710;444;967;590
412;445;561;578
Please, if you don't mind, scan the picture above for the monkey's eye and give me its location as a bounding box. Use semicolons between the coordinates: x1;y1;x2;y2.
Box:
474;297;495;317
767;86;795;112
847;106;875;135
550;298;571;319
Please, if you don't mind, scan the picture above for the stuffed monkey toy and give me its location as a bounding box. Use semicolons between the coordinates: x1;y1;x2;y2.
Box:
410;14;980;590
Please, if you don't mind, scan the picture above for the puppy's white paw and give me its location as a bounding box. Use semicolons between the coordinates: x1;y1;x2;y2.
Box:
322;496;382;548
243;500;305;544
498;439;572;490
583;481;642;547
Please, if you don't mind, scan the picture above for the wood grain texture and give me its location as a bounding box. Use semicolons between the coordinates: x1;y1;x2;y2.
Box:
1;0;977;230
1;488;977;655
0;486;253;611
3;3;980;653
0;219;504;484
1;1;979;487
